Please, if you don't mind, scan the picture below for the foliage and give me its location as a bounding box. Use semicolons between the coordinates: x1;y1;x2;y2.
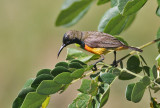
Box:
12;0;160;108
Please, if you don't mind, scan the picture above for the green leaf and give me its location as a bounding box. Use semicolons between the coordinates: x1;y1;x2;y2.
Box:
22;78;35;89
156;78;160;84
119;56;142;80
53;72;73;84
12;97;24;108
100;67;108;73
36;69;51;77
17;87;35;98
70;68;85;79
42;96;50;108
79;54;100;63
107;67;116;73
67;48;86;60
59;84;70;94
66;48;100;63
68;93;91;108
21;92;47;108
89;80;98;96
37;80;62;95
87;98;94;108
111;0;118;7
69;62;83;69
119;55;144;80
103;14;128;35
92;97;100;108
98;7;119;32
152;65;158;79
122;0;147;16
118;70;136;80
97;0;110;5
127;55;142;73
99;84;110;107
156;28;160;51
143;66;150;76
84;65;93;71
156;54;160;66
115;36;128;46
55;62;68;68
100;72;116;84
141;76;150;86
131;76;150;103
31;74;53;89
112;68;121;76
150;68;155;81
12;87;35;108
156;7;160;17
78;79;98;96
98;6;129;35
123;14;136;30
90;72;100;80
151;86;160;93
150;97;160;108
158;0;160;6
55;0;93;27
126;83;135;101
120;61;123;68
118;0;130;13
149;65;157;80
61;0;78;9
139;55;147;65
91;83;110;107
131;81;146;103
50;66;70;77
70;59;87;66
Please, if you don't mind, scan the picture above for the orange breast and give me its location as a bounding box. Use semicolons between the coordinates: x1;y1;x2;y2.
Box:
115;46;127;50
84;45;127;55
84;45;108;55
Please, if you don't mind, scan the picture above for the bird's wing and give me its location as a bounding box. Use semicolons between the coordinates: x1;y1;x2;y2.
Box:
83;32;124;48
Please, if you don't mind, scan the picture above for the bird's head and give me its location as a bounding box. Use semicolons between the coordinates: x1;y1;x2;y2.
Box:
57;30;82;57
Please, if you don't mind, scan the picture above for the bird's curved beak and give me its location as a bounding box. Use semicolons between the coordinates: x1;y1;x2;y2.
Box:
57;44;66;58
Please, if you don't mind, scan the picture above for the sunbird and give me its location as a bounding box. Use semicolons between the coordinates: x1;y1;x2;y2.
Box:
57;30;142;68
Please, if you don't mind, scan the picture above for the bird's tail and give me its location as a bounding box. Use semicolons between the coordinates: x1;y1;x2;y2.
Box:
127;46;143;52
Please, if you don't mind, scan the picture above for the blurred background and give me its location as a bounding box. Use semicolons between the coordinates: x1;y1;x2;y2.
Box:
0;0;160;108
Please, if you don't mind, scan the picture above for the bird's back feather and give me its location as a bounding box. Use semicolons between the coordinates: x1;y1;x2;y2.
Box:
82;31;124;48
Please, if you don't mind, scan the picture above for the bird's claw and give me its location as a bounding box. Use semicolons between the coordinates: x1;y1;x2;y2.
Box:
92;65;97;71
92;60;104;71
111;60;118;67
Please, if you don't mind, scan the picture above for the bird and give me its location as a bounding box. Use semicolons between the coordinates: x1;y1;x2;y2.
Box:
57;30;142;70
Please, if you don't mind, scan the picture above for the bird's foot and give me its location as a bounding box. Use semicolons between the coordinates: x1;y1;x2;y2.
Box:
92;65;97;71
111;60;118;67
92;60;104;71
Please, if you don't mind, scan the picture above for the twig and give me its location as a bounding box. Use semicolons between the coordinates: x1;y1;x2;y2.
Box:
148;87;152;99
152;81;160;88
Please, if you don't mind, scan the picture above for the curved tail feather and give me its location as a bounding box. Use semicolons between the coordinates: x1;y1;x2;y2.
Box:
127;46;143;52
